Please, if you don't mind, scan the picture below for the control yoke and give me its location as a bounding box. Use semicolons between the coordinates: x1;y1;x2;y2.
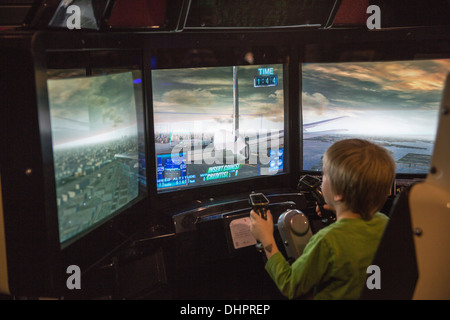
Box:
249;192;270;252
249;192;313;260
249;192;269;220
297;175;336;225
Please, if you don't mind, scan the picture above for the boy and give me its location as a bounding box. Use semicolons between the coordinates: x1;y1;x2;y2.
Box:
250;139;395;299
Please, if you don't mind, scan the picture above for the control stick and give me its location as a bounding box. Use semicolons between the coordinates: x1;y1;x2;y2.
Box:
249;192;270;252
297;175;336;225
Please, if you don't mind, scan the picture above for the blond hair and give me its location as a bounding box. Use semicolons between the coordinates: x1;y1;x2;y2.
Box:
322;139;395;220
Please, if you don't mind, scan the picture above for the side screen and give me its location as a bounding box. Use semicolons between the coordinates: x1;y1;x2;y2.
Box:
302;59;450;174
47;71;147;244
152;64;285;191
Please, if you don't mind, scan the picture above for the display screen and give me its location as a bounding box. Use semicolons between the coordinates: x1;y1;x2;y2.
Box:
47;71;146;244
302;59;450;174
152;64;285;191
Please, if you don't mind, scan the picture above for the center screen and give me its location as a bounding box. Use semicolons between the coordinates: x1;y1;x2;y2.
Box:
152;64;285;191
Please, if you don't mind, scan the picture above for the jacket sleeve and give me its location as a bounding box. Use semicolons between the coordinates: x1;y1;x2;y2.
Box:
265;233;333;299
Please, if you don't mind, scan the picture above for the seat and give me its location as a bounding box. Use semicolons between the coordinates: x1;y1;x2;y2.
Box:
361;73;450;300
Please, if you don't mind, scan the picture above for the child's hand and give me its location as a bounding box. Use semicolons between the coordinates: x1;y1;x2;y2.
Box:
315;203;335;217
250;209;279;259
250;209;274;245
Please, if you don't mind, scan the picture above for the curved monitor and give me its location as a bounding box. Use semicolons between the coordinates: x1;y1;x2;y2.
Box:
152;64;286;192
301;58;450;174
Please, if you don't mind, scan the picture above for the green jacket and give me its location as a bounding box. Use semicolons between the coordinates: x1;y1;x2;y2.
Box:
265;212;389;300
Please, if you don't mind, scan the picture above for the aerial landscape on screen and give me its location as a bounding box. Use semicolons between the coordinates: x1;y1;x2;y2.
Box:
48;71;144;243
302;59;450;173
